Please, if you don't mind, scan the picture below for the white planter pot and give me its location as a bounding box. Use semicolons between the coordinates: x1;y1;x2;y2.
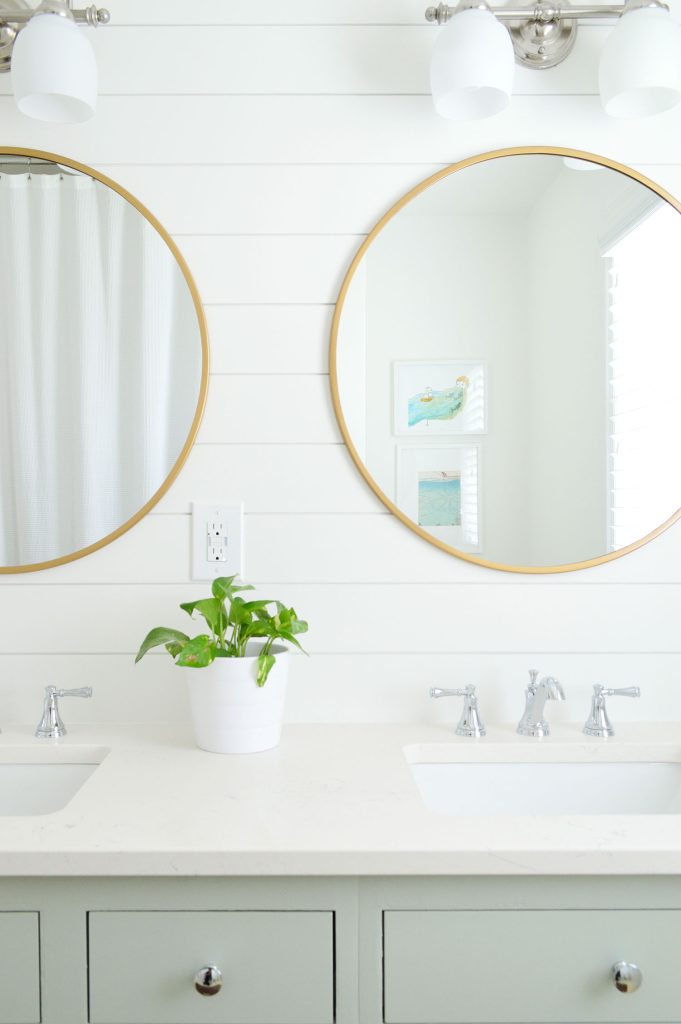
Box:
186;643;288;754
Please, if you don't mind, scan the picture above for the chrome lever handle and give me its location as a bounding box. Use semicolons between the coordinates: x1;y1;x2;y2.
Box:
602;686;640;699
54;687;93;699
430;685;485;738
35;685;93;739
583;684;640;738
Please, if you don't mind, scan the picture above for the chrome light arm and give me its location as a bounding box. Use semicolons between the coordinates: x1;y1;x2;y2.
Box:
35;685;93;739
425;0;668;71
583;684;640;738
430;685;486;738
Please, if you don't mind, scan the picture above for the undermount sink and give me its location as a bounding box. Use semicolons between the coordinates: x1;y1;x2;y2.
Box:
0;747;108;816
405;745;681;816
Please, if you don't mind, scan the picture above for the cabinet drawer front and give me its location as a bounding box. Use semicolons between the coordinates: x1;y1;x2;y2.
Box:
88;910;334;1024
384;909;681;1023
0;912;40;1024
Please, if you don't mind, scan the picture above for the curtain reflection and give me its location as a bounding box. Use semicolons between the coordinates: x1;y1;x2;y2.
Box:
0;172;200;567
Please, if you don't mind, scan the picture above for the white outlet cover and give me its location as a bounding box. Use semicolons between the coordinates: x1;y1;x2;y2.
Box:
191;502;244;581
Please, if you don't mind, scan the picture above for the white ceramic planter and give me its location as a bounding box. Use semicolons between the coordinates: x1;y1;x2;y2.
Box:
186;643;288;754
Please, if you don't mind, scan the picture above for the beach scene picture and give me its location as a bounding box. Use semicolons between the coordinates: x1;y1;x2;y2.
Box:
418;471;461;527
409;376;469;428
394;360;485;436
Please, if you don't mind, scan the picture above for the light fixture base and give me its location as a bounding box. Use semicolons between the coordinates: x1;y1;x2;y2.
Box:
508;1;577;68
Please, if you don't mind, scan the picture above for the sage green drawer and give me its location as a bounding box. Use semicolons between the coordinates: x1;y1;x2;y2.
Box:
0;912;40;1024
384;909;681;1023
88;910;334;1024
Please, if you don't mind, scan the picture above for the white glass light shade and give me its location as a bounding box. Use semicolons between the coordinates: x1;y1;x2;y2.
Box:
599;7;681;118
11;13;97;123
430;8;515;121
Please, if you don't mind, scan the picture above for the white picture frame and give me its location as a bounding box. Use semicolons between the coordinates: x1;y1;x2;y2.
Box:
393;359;486;436
396;444;481;553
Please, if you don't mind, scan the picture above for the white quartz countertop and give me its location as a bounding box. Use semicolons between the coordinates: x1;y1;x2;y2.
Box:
1;722;681;876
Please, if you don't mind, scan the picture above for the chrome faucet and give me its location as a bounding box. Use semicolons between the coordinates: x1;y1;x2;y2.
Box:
430;685;486;737
583;684;640;738
517;670;565;737
35;686;92;739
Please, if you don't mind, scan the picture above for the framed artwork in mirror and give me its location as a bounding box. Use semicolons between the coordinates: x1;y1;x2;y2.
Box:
393;360;485;436
396;444;481;552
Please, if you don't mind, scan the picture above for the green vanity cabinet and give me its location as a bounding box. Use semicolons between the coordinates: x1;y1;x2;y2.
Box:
88;910;334;1024
3;876;681;1024
0;912;40;1024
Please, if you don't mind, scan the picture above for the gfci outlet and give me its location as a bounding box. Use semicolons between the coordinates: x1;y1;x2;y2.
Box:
192;502;244;580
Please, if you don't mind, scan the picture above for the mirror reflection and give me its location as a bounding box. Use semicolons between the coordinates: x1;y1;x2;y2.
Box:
0;153;205;572
333;151;681;571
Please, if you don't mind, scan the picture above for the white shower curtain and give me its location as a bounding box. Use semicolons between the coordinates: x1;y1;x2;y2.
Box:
0;172;200;567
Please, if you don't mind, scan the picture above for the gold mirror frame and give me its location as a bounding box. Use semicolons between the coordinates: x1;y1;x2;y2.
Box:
330;145;681;574
0;146;209;575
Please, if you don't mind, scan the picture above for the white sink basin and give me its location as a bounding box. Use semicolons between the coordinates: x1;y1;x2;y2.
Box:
406;747;681;816
0;747;108;815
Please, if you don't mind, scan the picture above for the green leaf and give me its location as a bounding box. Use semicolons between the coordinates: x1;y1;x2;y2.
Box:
229;596;253;627
175;635;217;668
135;627;190;664
180;598;226;636
211;576;237;600
275;629;307;653
257;652;276;687
164;641;186;658
213;647;231;658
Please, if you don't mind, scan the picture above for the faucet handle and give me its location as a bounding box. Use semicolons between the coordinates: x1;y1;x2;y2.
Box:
528;669;539;688
430;685;486;738
35;685;93;739
583;684;640;738
601;686;640;699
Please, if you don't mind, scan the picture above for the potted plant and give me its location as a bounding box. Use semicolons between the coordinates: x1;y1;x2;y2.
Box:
135;576;308;754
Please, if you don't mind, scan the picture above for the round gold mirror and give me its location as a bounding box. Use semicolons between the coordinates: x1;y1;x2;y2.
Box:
0;147;208;574
331;146;681;573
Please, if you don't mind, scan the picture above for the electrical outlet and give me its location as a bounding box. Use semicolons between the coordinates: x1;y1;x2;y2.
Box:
192;502;243;580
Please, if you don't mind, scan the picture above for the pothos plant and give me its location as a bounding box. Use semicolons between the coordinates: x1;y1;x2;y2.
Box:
135;576;308;686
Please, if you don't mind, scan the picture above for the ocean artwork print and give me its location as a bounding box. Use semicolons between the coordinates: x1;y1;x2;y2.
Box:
418;471;461;527
408;375;469;428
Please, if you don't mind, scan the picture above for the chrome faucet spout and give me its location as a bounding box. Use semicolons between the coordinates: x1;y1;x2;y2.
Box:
517;671;565;738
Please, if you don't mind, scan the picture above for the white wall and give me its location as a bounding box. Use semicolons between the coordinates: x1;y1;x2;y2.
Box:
1;0;681;730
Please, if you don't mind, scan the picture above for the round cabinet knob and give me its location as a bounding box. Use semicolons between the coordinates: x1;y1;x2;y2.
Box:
612;961;642;994
194;964;223;996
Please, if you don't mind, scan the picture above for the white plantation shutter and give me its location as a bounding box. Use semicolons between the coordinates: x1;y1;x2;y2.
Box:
605;203;681;551
461;446;479;548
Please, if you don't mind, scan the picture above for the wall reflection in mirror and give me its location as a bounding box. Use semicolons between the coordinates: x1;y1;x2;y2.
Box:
334;151;681;571
0;153;205;572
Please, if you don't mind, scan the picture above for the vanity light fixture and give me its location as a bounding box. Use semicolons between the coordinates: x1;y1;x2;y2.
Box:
426;0;681;121
0;0;110;123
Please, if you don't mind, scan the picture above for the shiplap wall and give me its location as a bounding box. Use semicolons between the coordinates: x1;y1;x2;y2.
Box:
1;0;681;728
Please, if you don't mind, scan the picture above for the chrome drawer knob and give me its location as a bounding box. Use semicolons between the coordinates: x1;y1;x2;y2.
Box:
194;964;223;996
612;961;642;993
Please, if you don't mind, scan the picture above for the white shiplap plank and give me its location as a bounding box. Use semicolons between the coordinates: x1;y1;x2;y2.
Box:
102;0;680;26
0;583;679;654
95;164;439;236
0;26;608;97
176;235;359;305
206;306;330;375
5;96;681;165
94;163;681;239
154;444;382;515
4;514;681;586
1;652;680;726
198;375;339;444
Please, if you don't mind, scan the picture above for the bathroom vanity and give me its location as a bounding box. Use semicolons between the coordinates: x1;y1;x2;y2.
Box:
1;723;680;1024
